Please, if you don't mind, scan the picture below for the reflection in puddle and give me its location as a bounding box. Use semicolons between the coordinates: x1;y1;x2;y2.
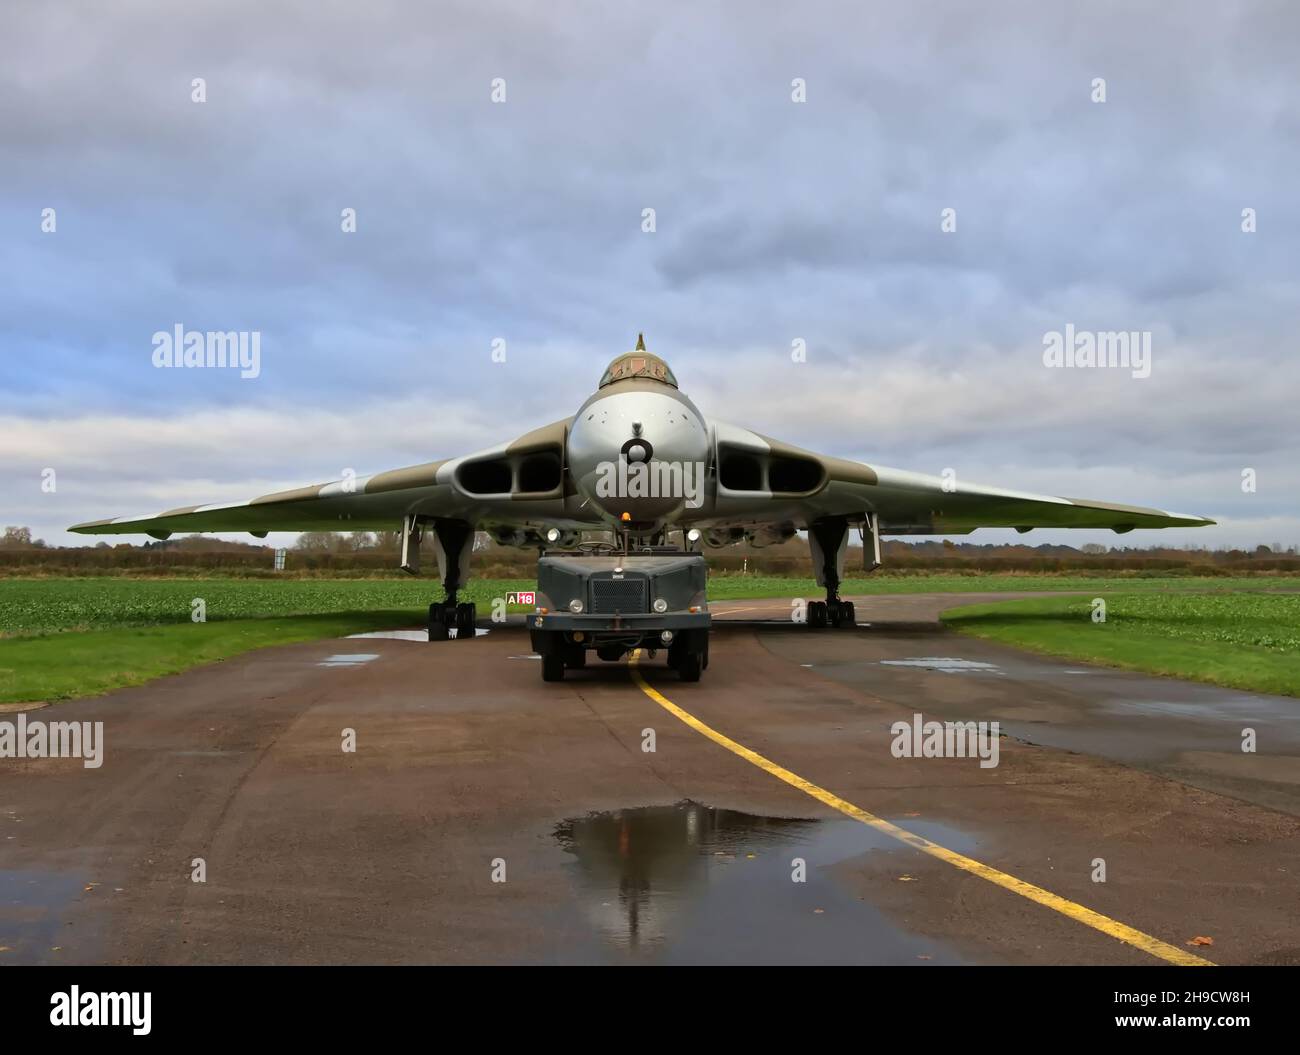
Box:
553;801;974;965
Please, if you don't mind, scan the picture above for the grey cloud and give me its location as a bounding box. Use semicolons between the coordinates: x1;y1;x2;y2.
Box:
0;1;1295;548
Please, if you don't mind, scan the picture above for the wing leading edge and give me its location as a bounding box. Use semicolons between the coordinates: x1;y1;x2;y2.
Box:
69;419;579;538
700;423;1214;534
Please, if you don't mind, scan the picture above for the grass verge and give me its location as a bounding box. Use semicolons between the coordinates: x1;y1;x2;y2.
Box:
2;576;1296;703
942;593;1300;697
0;611;413;703
2;574;1293;636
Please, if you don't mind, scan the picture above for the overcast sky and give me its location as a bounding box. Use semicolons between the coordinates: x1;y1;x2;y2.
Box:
2;0;1296;550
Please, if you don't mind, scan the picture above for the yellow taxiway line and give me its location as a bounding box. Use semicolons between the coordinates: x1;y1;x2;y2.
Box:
627;650;1213;967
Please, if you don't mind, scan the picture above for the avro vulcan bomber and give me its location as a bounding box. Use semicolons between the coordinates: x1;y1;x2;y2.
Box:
73;336;1213;639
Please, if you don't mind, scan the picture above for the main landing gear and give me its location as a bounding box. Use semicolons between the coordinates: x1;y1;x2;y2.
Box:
423;519;478;642
428;600;477;641
806;597;855;629
805;516;857;630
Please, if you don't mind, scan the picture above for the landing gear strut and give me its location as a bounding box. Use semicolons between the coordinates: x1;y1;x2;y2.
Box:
806;517;856;629
425;519;478;641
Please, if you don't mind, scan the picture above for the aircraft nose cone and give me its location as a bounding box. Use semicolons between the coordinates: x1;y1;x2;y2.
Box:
568;389;710;528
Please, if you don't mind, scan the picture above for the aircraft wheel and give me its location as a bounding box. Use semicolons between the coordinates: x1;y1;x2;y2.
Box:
454;602;477;639
427;603;450;641
809;601;828;628
840;601;855;626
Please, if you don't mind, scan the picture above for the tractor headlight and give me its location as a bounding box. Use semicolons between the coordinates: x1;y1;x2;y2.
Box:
653;598;668;613
568;598;584;613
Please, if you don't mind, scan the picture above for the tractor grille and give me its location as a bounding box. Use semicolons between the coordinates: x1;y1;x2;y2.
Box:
590;577;648;614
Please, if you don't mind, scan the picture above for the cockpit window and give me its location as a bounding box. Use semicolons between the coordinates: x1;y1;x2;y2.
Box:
598;352;678;389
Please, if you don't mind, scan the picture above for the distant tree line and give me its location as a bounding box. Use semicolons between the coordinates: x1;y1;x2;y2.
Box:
2;526;1298;578
1;526;46;548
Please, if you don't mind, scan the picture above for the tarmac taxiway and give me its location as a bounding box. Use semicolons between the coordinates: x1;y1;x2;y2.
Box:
2;592;1297;965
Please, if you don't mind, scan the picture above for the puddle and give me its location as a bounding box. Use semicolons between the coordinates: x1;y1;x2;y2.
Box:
881;657;1002;674
551;801;975;964
0;869;94;962
1103;697;1300;723
345;629;490;641
317;653;380;667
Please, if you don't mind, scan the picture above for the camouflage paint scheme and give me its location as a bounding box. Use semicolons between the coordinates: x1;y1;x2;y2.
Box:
71;339;1214;544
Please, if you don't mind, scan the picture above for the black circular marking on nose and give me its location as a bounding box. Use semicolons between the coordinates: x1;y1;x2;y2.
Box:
621;438;654;463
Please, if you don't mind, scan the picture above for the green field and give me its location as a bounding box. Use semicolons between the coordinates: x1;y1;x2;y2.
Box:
2;573;1291;636
1;575;1296;703
0;612;418;704
942;593;1300;697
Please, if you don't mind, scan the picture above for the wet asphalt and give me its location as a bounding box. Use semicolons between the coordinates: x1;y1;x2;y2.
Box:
1;592;1298;965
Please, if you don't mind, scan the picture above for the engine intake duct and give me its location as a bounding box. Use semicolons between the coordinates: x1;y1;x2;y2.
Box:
716;443;824;496
455;442;565;500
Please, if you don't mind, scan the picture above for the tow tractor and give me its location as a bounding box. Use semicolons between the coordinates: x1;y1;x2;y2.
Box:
526;539;711;682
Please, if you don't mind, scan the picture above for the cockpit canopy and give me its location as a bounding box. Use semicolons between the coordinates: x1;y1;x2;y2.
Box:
600;332;681;387
599;353;677;389
598;341;678;390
